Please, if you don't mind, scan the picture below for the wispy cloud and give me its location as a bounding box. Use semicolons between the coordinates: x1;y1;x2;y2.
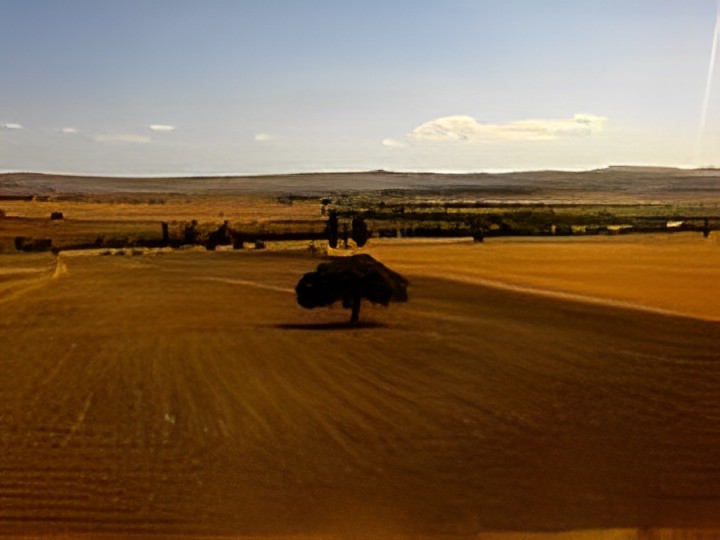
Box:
94;133;152;144
61;127;78;134
385;114;608;147
382;137;409;148
254;133;275;142
149;124;176;132
2;122;23;130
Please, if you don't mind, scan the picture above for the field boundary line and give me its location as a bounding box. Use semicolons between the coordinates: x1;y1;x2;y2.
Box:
197;276;294;294
0;259;60;304
404;268;718;322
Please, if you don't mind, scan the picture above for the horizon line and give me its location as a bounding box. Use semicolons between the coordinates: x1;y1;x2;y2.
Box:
0;163;713;179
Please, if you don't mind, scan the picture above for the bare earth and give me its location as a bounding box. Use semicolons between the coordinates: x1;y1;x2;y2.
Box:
1;234;719;539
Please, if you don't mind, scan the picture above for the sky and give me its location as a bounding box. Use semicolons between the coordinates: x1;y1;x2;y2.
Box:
1;0;720;176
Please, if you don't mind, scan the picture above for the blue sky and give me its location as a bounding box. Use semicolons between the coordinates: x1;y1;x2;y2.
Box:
1;0;719;175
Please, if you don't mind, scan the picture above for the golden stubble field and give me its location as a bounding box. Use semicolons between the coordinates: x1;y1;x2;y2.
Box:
367;233;720;321
1;234;719;540
0;195;320;222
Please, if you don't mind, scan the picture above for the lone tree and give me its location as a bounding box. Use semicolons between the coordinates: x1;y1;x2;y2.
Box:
351;215;370;247
326;210;339;249
295;254;408;323
206;220;232;250
183;220;199;245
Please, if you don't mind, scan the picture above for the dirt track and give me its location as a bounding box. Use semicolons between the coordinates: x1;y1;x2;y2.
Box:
1;246;720;537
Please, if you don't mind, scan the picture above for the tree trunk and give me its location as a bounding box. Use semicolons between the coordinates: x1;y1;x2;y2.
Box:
350;295;361;324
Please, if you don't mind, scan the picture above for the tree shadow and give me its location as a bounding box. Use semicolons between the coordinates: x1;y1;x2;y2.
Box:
275;321;387;331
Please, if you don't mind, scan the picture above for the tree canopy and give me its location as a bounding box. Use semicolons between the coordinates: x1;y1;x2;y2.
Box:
295;254;408;323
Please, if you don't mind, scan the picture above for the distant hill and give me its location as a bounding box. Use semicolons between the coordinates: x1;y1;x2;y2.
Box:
1;167;719;203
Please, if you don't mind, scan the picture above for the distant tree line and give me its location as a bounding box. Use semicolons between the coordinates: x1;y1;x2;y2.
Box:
7;198;719;254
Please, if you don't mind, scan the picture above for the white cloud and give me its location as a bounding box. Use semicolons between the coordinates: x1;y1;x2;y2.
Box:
94;133;152;144
389;114;608;146
254;133;275;142
149;124;176;132
61;127;78;134
382;137;409;148
2;122;23;130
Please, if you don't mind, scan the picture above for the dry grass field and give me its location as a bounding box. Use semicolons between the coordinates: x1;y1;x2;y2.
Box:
0;194;324;254
1;233;719;540
368;233;720;321
0;194;320;223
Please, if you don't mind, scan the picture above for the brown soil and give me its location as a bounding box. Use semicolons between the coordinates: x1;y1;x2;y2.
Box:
1;240;719;538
